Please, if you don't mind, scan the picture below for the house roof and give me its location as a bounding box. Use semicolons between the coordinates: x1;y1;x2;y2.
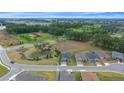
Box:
112;51;124;59
86;52;100;60
61;52;70;60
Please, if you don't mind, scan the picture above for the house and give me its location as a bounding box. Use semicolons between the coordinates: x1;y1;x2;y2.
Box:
81;52;88;62
75;52;88;62
75;53;82;62
61;52;71;64
86;52;100;62
112;51;124;62
95;51;109;60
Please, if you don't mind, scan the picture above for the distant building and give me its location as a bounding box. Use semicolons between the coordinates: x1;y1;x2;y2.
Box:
112;51;124;62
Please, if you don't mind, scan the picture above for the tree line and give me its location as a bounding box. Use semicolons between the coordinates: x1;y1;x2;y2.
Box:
6;22;124;52
93;34;124;52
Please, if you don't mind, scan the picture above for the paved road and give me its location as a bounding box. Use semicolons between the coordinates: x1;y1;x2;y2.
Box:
1;46;124;81
6;44;34;52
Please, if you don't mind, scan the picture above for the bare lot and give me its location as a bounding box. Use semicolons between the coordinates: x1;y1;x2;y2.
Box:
0;30;19;47
81;72;99;81
56;40;102;53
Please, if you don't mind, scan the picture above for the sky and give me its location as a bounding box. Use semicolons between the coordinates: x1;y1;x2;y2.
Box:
0;12;124;18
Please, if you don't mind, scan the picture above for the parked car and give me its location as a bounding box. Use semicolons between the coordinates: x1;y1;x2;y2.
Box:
10;61;15;64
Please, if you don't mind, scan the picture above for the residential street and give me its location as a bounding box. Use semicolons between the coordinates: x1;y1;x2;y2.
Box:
1;46;124;81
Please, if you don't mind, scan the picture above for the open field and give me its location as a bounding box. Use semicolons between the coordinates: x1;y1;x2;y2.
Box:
0;61;9;77
0;30;19;47
8;47;59;65
16;32;63;44
96;72;124;81
33;71;56;81
55;40;102;53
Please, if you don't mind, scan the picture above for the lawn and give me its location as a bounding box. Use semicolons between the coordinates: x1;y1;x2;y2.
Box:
96;72;124;81
75;72;82;81
83;62;96;66
16;32;63;44
68;54;77;66
0;61;9;77
8;47;59;65
33;71;56;81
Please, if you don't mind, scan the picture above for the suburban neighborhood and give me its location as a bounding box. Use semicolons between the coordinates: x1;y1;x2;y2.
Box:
0;12;124;81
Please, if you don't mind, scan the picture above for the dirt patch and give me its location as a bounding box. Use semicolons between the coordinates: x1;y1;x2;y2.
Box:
55;40;100;53
0;30;19;47
81;72;99;81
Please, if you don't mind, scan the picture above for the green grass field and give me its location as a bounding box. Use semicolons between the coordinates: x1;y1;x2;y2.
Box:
96;72;124;81
0;63;9;77
75;72;82;81
16;33;63;44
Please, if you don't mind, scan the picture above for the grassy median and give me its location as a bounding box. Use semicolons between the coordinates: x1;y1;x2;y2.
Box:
0;63;9;77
